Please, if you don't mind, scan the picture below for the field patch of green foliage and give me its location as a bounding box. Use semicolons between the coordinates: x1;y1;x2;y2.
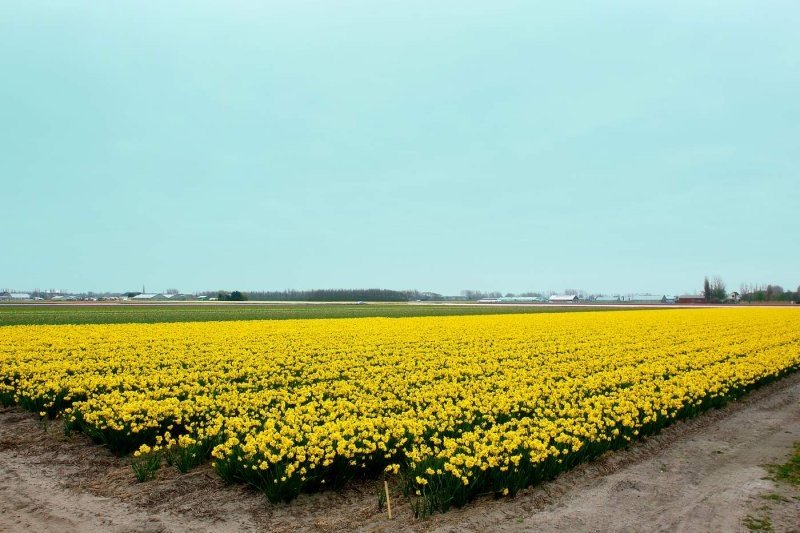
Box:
770;443;800;486
0;303;645;326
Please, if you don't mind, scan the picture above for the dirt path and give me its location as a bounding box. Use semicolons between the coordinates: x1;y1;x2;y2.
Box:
2;374;799;532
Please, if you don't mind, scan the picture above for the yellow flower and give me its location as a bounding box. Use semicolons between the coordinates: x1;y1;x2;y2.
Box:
0;308;797;511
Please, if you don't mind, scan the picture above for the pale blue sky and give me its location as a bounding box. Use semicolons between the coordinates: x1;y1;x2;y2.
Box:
2;1;798;295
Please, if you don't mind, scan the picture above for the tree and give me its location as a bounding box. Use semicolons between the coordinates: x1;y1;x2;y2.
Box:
771;286;785;300
703;277;712;302
711;276;727;302
461;290;485;301
739;284;751;303
229;290;248;301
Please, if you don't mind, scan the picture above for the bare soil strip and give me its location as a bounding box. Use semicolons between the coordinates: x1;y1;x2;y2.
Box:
2;373;799;532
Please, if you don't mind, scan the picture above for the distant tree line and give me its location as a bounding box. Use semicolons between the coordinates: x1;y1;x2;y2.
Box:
215;290;248;301
403;290;446;301
461;290;503;300
209;289;576;302
739;283;800;303
703;276;799;303
460;290;549;301
206;289;410;302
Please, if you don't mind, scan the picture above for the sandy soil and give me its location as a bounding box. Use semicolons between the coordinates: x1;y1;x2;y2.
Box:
1;374;799;533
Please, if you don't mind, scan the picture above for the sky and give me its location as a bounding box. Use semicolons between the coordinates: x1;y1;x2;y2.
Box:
1;1;798;296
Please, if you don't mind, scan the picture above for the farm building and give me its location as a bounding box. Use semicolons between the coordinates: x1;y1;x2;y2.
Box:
497;297;546;303
677;295;706;304
726;292;741;304
626;294;669;304
595;295;621;303
549;294;579;303
161;293;200;300
131;293;171;301
0;293;32;300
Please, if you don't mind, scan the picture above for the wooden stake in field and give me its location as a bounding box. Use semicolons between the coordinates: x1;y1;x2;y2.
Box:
384;480;392;520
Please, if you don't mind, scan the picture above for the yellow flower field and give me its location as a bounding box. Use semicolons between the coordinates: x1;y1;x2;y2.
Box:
1;309;799;512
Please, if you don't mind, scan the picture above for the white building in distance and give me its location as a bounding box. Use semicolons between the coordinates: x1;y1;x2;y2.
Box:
549;294;579;303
